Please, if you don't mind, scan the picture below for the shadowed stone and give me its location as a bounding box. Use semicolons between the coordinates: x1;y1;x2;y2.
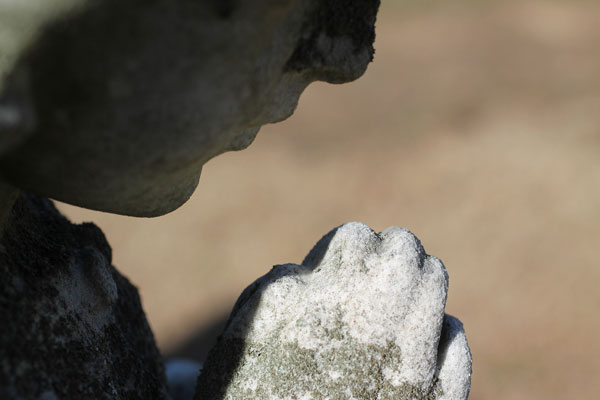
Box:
0;194;169;399
196;222;472;399
0;0;380;217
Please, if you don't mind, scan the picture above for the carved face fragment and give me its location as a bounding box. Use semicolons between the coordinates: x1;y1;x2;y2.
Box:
0;0;379;216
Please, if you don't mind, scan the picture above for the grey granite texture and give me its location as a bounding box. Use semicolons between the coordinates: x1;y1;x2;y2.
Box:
196;222;472;400
0;0;380;217
0;193;169;399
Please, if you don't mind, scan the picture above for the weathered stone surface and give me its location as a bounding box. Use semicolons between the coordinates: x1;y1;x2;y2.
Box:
0;182;18;235
0;0;380;217
196;222;471;399
0;193;169;399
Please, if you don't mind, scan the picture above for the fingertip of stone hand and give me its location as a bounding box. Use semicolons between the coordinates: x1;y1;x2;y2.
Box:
436;314;473;400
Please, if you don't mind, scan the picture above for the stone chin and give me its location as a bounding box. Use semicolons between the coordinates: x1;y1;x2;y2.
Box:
95;172;202;218
0;156;201;218
0;121;263;218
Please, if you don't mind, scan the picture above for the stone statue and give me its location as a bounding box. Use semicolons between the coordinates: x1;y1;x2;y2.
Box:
0;1;472;399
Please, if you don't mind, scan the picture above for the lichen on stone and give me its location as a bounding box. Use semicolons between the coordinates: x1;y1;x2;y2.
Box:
0;194;169;399
196;222;472;399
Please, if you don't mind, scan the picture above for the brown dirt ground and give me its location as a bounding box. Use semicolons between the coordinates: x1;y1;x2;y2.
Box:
59;1;600;398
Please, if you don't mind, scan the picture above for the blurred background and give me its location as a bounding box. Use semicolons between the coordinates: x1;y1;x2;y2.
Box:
58;0;600;398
